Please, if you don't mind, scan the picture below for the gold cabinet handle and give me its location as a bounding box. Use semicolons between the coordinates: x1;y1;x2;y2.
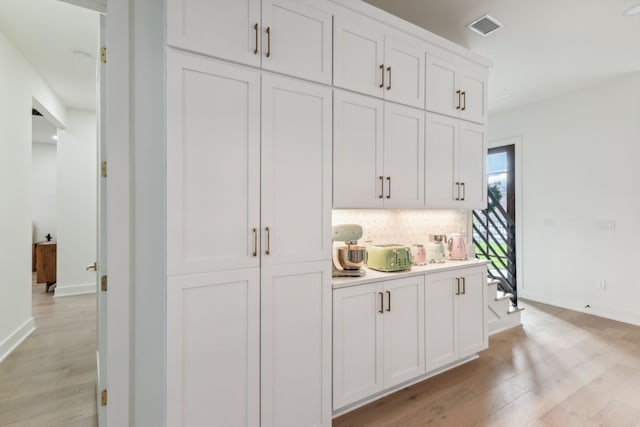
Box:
461;182;466;201
455;182;460;201
386;66;391;90
461;277;466;295
455;277;460;295
386;176;391;199
386;290;391;312
86;262;97;272
456;90;461;110
378;292;384;314
379;176;384;199
265;27;271;58
461;91;466;111
252;228;258;257
265;226;271;255
253;23;259;55
379;64;384;88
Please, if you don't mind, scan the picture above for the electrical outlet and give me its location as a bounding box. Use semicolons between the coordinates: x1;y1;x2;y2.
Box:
597;280;607;290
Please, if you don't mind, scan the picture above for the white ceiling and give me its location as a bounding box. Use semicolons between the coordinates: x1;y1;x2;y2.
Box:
363;0;640;113
32;114;58;144
0;0;99;111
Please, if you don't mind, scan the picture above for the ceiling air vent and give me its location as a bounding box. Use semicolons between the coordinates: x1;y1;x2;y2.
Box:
467;15;502;36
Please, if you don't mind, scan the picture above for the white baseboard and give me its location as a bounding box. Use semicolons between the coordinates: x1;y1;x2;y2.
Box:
54;282;96;297
519;290;640;327
0;318;36;363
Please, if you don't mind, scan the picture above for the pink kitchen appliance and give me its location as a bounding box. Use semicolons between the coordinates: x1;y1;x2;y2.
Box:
447;233;467;260
410;244;427;265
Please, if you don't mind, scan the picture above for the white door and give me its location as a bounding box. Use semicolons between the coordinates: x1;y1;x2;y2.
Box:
261;74;332;266
333;90;384;208
166;51;261;276
458;269;488;358
96;15;107;426
333;14;385;98
261;261;332;427
333;283;384;409
167;0;261;67
458;121;487;209
383;276;425;388
166;270;260;427
261;0;332;84
425;112;457;208
458;66;487;124
425;272;458;371
425;54;458;118
383;102;425;208
383;38;425;109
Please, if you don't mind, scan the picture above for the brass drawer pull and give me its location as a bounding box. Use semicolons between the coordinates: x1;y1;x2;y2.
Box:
378;292;384;314
386;176;391;199
461;277;466;295
455;277;460;295
265;226;271;255
455;182;460;201
253;23;259;54
386;290;391;312
266;27;271;58
379;64;384;88
252;228;258;257
456;90;461;110
461;91;466;111
386;66;391;90
461;182;466;201
379;176;384;199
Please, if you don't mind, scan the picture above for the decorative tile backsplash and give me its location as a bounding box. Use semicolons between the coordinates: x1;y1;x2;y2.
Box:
332;209;470;246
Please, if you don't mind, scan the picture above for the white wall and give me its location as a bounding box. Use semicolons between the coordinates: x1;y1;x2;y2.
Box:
32;142;58;242
489;72;640;325
55;109;97;297
0;30;66;362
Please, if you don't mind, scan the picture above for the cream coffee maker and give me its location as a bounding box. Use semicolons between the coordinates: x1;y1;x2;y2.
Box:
332;224;366;277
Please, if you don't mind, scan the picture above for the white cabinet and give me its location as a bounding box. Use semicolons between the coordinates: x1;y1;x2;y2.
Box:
168;0;332;84
425;267;487;372
333;14;425;109
426;53;488;124
166;269;260;427
333;276;425;410
333;90;424;209
261;261;332;427
167;52;332;427
425;113;487;209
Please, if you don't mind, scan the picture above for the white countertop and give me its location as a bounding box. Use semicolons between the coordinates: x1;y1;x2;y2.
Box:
332;258;490;289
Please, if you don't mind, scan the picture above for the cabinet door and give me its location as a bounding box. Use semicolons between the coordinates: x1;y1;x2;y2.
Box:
333;14;384;98
333;283;384;409
425;113;457;208
384;38;425;109
425;54;458;118
383;103;425;208
167;0;261;67
261;261;332;427
167;51;260;276
262;0;332;84
458;66;488;124
458;121;487;210
383;276;426;388
458;269;488;358
261;75;332;266
333;90;384;208
166;269;260;427
425;272;458;371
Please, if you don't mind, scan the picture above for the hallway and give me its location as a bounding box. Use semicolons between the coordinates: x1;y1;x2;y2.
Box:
0;276;97;426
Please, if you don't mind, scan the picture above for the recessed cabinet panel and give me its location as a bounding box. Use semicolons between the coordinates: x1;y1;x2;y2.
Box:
383;103;425;208
425;273;458;371
458;270;488;357
166;270;260;427
261;75;332;266
458;122;487;209
167;51;260;275
425;55;458;117
459;70;487;124
167;0;261;67
333;15;385;98
262;0;332;84
333;90;384;208
384;39;425;109
261;262;331;427
425;113;457;208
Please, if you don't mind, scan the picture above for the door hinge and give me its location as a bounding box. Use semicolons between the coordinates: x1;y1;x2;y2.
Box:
101;161;107;177
101;275;107;292
101;46;107;64
101;389;108;406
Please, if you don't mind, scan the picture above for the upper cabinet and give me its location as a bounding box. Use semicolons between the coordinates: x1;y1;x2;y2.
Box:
167;0;332;84
426;53;488;124
334;13;425;109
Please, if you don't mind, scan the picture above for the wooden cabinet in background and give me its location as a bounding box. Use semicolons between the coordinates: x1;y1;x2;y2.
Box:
35;242;57;292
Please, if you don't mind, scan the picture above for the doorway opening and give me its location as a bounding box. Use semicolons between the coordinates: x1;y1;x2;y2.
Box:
473;144;518;305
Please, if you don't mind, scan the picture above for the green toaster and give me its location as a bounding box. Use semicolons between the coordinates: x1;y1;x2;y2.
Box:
366;244;412;272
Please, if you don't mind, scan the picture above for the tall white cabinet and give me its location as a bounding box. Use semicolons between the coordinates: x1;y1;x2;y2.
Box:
166;49;332;426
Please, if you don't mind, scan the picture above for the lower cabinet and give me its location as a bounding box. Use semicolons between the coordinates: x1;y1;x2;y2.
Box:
425;267;487;372
333;275;425;410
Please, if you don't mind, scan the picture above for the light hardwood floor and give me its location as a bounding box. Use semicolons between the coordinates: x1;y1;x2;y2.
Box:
0;276;97;427
334;300;640;427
